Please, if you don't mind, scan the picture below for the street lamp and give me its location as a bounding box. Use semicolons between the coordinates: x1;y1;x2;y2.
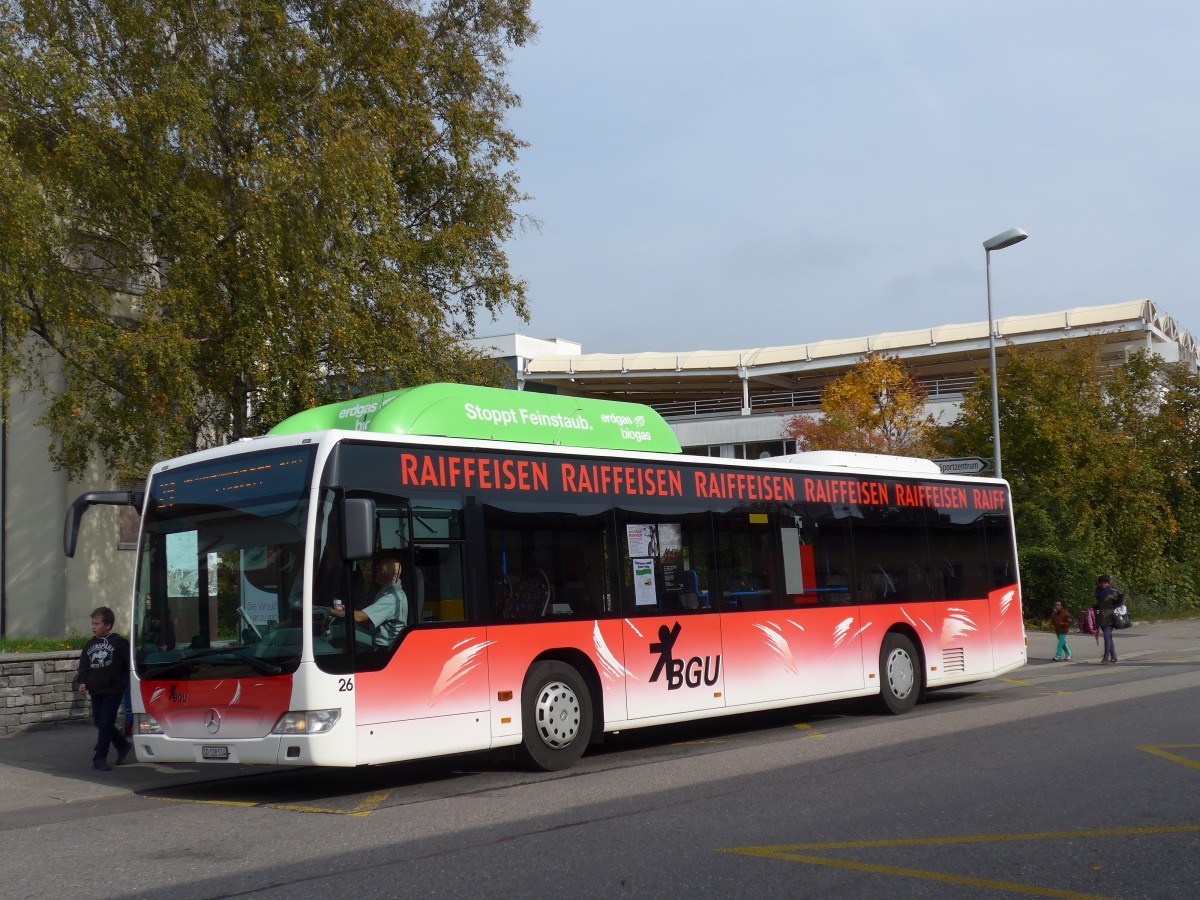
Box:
982;227;1028;480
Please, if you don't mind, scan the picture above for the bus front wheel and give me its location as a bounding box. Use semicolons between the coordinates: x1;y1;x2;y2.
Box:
876;633;920;714
518;661;593;771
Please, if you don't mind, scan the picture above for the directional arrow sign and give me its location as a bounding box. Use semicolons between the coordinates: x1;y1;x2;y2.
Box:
934;457;991;476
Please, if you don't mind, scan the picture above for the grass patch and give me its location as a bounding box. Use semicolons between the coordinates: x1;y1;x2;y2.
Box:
0;635;88;654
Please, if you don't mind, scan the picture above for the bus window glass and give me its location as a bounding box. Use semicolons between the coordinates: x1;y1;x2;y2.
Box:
408;495;466;624
984;511;1017;590
850;504;931;604
787;503;855;606
313;489;468;673
713;512;779;611
411;542;466;623
615;513;714;615
134;446;316;679
312;492;394;674
485;507;612;621
925;507;991;600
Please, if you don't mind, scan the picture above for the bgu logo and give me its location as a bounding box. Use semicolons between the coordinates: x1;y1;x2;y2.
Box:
649;621;721;690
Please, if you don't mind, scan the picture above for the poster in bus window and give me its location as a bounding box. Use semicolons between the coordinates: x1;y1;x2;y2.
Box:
632;557;657;607
165;532;218;600
626;524;658;558
241;546;289;629
657;523;682;592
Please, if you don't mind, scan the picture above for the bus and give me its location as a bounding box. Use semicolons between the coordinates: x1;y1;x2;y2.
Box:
63;382;1025;771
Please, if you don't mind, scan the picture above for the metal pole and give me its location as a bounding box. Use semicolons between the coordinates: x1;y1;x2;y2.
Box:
985;248;1002;480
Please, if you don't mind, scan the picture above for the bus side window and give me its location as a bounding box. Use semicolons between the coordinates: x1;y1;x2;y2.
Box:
790;504;855;606
713;515;778;611
484;505;611;621
413;545;467;623
850;504;929;605
926;508;990;600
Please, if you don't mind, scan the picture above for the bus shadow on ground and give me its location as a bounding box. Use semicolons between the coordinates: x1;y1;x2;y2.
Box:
141;755;496;809
139;693;989;810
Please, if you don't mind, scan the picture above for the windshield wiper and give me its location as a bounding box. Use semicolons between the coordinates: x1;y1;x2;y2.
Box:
147;647;282;677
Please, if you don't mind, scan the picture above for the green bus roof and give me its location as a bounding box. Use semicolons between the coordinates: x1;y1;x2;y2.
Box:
267;383;682;454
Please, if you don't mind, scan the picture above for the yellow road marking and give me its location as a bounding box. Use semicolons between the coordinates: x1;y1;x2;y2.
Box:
792;722;825;738
162;790;394;817
1000;677;1033;686
720;847;1106;899
726;824;1200;851
720;825;1200;899
1138;744;1200;771
349;790;392;817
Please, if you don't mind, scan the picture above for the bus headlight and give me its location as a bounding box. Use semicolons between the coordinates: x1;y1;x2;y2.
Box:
136;714;163;735
271;709;341;735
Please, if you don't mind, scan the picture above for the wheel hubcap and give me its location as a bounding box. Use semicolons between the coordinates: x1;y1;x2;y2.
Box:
886;648;915;699
534;680;581;749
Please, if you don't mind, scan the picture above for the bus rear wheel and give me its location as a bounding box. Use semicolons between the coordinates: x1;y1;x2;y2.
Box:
518;661;593;771
876;633;920;714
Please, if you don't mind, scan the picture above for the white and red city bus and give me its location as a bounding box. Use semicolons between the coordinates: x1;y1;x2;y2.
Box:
64;383;1025;771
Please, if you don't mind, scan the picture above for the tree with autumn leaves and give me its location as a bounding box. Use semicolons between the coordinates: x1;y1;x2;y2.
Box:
793;342;1200;615
784;353;940;457
0;0;534;484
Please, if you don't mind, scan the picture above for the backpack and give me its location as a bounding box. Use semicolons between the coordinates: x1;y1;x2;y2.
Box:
1079;606;1097;635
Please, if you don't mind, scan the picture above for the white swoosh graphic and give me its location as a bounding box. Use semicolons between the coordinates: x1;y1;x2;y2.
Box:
753;622;798;675
594;622;631;681
431;639;495;706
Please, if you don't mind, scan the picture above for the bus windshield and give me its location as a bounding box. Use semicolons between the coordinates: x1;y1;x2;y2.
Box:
133;446;317;680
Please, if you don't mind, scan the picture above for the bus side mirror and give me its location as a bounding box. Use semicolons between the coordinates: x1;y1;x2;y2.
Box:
342;498;376;561
63;491;144;558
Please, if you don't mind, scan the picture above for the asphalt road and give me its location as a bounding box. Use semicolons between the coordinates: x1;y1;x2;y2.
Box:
2;619;1198;899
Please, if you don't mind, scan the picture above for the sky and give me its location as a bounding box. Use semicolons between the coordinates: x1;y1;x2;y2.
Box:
481;1;1200;355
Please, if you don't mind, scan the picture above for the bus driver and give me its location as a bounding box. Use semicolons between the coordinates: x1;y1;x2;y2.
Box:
330;551;407;648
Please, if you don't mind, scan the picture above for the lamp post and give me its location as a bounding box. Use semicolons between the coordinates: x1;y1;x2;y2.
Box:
982;227;1028;481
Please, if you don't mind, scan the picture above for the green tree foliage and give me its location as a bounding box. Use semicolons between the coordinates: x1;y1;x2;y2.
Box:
1108;352;1200;609
784;353;939;456
0;0;534;482
943;338;1200;613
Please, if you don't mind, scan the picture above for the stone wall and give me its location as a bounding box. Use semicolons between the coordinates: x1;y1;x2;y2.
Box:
0;651;92;736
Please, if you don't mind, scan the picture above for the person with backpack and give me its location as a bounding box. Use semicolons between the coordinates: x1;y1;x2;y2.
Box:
1051;598;1073;661
1093;574;1121;664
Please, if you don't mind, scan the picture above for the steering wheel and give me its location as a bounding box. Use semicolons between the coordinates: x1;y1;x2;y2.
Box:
312;606;334;637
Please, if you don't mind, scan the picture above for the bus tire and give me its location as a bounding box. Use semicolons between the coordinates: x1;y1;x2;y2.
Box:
876;633;920;715
518;661;593;771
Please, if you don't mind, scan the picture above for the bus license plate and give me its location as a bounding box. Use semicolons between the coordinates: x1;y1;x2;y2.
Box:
201;745;230;760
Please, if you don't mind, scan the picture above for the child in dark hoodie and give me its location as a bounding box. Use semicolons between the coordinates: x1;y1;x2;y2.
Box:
75;606;132;771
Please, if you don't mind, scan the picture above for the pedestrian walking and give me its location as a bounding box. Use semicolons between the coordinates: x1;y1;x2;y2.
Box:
1092;574;1121;664
75;606;133;771
1051;598;1073;660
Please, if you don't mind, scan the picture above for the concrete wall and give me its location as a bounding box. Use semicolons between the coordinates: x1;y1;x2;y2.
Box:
667;395;965;456
3;356;136;640
0;651;92;736
670;411;793;450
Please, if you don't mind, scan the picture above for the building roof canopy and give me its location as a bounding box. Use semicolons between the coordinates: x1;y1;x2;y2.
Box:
519;300;1196;412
